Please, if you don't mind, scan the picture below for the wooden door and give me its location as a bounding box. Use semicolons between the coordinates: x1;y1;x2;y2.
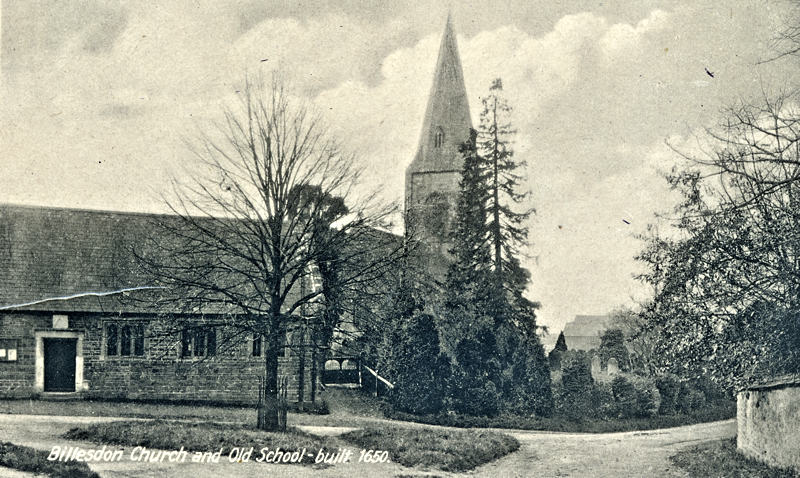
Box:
43;338;76;392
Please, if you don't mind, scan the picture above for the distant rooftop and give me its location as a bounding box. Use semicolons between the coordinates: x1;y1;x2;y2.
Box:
561;314;613;351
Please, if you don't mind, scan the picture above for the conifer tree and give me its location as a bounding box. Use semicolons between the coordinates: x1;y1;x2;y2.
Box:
442;78;552;416
478;78;533;303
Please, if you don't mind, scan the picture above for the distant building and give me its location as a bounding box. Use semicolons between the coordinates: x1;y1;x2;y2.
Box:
561;314;613;351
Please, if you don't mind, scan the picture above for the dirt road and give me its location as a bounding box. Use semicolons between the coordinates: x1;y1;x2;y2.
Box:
0;414;735;477
473;419;736;477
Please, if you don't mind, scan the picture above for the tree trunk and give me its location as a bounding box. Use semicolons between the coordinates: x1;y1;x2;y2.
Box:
310;334;318;403
257;330;283;431
297;326;306;411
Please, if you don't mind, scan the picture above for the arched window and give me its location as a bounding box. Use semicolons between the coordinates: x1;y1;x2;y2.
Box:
434;127;445;148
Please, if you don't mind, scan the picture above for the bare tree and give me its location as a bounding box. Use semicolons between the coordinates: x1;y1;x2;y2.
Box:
135;77;405;430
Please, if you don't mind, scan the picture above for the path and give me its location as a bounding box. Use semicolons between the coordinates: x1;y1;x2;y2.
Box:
0;414;735;477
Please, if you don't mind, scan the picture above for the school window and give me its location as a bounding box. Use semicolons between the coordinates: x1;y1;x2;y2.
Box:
105;323;145;357
181;328;217;358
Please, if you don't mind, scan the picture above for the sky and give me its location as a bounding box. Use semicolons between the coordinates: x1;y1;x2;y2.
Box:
2;1;799;347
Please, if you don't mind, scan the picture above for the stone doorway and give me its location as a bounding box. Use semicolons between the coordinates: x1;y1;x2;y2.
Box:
43;338;77;392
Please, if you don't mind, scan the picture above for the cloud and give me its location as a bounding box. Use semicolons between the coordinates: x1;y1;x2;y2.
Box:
0;3;794;338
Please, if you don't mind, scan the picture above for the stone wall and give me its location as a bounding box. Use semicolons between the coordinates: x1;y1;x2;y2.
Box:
0;312;321;405
0;312;41;397
737;378;800;473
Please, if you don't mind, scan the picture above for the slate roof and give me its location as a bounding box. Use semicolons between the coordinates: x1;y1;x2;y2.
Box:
561;314;613;351
0;203;169;313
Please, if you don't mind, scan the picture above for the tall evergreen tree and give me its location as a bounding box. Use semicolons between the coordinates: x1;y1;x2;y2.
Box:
478;78;533;301
442;81;552;415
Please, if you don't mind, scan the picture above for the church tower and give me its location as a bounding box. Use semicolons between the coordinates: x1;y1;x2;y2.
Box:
405;14;472;259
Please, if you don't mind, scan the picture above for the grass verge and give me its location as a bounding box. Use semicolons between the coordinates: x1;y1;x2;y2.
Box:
340;425;519;472
670;438;798;477
63;420;335;465
385;399;735;433
0;442;100;478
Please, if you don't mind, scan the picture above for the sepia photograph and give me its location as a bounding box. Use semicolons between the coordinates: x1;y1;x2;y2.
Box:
1;1;799;476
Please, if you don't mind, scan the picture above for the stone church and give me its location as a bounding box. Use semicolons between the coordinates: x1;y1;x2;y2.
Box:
405;14;472;270
0;16;470;404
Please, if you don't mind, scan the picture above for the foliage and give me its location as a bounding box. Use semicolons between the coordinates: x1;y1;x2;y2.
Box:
448;323;503;417
505;328;554;416
0;442;100;478
598;328;630;372
548;331;568;370
637;94;800;390
610;375;659;419
384;399;735;433
655;374;681;415
609;307;660;375
677;384;706;414
556;351;595;420
388;313;450;415
339;425;520;472
610;376;638;418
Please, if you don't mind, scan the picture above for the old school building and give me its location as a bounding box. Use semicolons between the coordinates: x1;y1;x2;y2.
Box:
0;204;315;403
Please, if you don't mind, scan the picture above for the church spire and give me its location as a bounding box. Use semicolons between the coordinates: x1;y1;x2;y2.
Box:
408;14;472;175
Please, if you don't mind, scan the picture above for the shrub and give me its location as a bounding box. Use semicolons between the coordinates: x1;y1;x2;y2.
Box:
589;382;616;418
555;351;595;420
505;331;554;417
678;386;706;413
447;325;503;417
449;377;501;417
388;313;450;415
629;375;660;418
655;374;680;415
611;376;637;418
611;375;659;418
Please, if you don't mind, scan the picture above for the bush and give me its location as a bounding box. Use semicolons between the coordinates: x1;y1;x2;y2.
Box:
655;374;680;415
629;375;660;418
447;325;503;417
555;351;595;420
388;313;450;415
589;382;616;418
505;331;554;417
611;376;637;418
449;377;501;417
678;386;706;413
611;375;659;418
